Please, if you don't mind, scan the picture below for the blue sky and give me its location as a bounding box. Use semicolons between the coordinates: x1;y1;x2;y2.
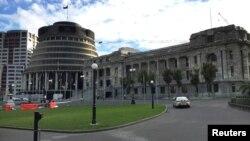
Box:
1;0;250;55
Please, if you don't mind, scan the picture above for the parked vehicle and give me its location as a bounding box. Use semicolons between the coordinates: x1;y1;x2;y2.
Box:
21;97;29;101
173;96;191;108
12;97;21;101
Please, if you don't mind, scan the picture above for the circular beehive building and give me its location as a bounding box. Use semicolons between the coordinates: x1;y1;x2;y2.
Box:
23;21;98;99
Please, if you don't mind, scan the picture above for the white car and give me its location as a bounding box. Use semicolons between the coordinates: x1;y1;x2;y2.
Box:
173;96;191;108
12;97;21;101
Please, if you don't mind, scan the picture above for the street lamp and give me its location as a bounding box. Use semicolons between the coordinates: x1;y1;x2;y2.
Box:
48;79;53;89
91;63;98;125
150;80;154;109
80;74;84;102
29;82;32;102
129;68;136;104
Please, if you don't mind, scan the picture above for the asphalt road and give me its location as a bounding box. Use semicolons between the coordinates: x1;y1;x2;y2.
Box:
0;98;250;141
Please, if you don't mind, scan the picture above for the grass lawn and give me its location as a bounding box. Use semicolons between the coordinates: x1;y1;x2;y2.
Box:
0;104;166;131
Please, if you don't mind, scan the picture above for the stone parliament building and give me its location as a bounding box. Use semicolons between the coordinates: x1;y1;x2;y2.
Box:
22;22;250;100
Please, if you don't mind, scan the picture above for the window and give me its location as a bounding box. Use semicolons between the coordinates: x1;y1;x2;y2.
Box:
106;68;110;76
207;84;212;92
134;88;138;94
186;71;190;80
160;87;165;94
229;50;233;60
170;86;176;93
207;35;214;43
182;85;188;93
68;37;73;40
21;32;27;37
230;66;234;77
56;36;61;40
106;80;111;87
99;80;103;87
232;83;236;92
214;84;219;92
51;37;55;40
62;36;66;40
194;56;197;65
99;69;104;77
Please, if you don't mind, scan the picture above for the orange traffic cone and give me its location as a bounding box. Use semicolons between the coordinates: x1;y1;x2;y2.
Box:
49;101;58;108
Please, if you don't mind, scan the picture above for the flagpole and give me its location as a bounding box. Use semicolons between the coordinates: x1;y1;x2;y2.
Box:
67;7;68;21
209;6;212;28
67;1;69;21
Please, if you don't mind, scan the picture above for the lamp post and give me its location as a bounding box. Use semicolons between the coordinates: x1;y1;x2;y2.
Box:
48;79;52;99
48;79;53;89
29;82;32;102
91;63;98;125
129;68;136;104
150;80;154;109
80;74;84;102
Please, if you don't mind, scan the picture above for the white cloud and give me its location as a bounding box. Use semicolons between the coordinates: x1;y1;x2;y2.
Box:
0;0;8;5
1;0;250;55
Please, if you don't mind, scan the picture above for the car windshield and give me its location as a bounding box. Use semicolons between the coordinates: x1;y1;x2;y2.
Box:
176;97;188;101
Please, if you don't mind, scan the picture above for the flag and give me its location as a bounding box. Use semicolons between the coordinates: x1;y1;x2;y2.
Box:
63;5;68;9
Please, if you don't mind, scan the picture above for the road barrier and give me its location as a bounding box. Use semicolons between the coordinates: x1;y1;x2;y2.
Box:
49;101;58;108
5;104;12;111
21;103;38;110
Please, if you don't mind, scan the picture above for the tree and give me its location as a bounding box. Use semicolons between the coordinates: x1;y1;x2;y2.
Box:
201;63;217;96
239;81;250;96
162;68;173;97
137;70;155;100
147;71;155;83
137;70;148;102
190;69;200;97
120;77;133;98
173;69;182;96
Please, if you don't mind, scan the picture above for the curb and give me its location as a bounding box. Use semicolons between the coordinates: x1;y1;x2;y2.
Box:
228;102;250;112
0;105;168;133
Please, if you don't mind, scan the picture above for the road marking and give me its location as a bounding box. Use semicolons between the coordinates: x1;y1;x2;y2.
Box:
52;135;69;139
110;131;150;141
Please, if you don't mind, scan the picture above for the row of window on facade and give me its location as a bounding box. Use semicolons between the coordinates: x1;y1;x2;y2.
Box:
0;32;34;38
125;83;237;95
39;36;94;45
33;47;95;56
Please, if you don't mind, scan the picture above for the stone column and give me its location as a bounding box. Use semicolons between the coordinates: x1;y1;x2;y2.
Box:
104;68;106;99
65;72;68;90
75;72;78;91
45;72;48;91
35;73;38;90
156;60;159;103
28;73;31;91
241;47;249;79
23;74;27;90
55;72;58;91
